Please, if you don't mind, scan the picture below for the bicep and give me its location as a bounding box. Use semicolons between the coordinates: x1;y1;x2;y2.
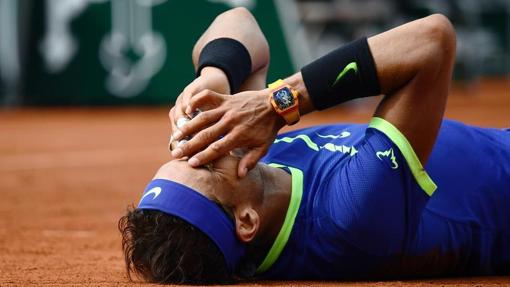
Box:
372;70;448;165
367;15;456;164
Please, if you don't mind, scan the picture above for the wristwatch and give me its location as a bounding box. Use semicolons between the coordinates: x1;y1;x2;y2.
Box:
268;79;300;125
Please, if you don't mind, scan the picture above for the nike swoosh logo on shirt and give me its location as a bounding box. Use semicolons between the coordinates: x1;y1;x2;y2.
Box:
332;62;358;87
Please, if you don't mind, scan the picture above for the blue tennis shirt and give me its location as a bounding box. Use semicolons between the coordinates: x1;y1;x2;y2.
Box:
257;117;510;279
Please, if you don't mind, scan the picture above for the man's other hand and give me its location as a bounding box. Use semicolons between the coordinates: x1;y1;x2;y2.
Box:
171;89;285;178
169;67;230;147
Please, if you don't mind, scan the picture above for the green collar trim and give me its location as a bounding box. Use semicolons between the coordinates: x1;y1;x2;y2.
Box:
255;163;304;274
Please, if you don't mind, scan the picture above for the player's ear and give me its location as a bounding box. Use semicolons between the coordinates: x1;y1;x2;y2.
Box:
234;206;259;243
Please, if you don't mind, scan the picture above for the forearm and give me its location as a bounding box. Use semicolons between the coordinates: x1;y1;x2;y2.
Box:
172;7;269;127
368;15;455;97
192;7;269;74
283;15;455;163
284;16;451;114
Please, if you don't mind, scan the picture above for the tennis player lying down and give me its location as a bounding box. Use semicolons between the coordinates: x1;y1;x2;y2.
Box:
119;8;510;284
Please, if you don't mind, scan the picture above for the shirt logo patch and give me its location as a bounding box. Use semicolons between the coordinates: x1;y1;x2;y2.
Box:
376;148;399;169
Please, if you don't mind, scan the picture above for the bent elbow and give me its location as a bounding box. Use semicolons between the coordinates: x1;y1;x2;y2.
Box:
222;7;255;22
423;14;457;62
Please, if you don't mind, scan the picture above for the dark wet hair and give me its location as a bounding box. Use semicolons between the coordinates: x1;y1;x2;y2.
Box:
118;206;232;284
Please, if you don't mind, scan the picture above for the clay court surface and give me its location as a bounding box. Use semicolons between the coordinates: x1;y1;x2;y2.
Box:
0;79;509;286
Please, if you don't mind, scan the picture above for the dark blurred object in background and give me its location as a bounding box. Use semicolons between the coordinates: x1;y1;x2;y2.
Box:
294;0;510;81
0;0;23;106
0;0;293;106
0;0;509;107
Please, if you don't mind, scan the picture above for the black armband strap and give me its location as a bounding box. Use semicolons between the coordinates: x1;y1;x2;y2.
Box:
197;38;252;93
301;37;381;110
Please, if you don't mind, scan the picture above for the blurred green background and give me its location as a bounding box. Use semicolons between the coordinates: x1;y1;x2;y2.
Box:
0;0;508;106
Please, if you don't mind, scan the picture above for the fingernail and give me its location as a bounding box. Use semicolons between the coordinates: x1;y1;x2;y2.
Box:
188;157;200;167
176;139;187;148
172;130;182;140
176;117;189;129
185;106;191;115
240;167;248;178
168;136;174;151
171;148;183;158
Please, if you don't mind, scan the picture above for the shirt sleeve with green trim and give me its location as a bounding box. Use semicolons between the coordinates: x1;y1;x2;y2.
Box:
323;117;437;256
